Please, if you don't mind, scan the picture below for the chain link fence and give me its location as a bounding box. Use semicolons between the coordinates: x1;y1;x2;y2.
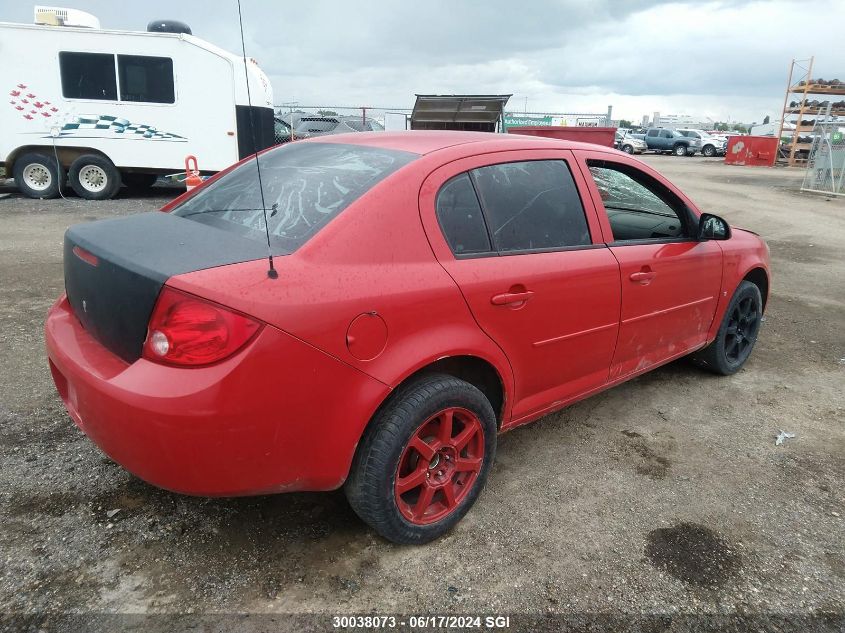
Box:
273;104;614;143
274;105;411;143
800;116;845;197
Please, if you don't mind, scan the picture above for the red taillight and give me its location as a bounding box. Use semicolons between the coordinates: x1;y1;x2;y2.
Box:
72;245;99;267
142;287;262;367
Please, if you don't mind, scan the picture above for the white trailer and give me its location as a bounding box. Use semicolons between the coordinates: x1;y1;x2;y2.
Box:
0;7;274;200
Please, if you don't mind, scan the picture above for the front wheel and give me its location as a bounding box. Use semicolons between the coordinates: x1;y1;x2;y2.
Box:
69;154;121;200
703;144;716;157
622;144;634;154
674;144;688;156
690;281;763;375
345;374;497;544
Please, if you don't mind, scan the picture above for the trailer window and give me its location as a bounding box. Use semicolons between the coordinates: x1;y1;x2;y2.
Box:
59;52;117;101
118;55;175;104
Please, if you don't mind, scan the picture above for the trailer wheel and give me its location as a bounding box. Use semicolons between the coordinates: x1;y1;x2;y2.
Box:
13;152;64;199
122;172;159;190
69;155;121;200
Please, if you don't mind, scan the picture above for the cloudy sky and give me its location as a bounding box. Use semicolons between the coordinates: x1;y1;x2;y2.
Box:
2;0;843;124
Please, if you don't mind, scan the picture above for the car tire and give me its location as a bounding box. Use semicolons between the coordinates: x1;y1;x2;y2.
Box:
13;152;64;199
703;145;716;157
69;154;121;200
674;144;688;156
622;144;634;154
345;373;497;544
690;281;763;375
121;172;158;190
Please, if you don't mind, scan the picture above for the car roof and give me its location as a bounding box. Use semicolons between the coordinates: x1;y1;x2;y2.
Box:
305;130;605;155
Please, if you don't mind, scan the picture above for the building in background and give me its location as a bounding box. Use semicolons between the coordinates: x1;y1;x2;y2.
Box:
648;112;713;129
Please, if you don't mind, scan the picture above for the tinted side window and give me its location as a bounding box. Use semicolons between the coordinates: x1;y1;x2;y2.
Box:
436;174;491;255
117;55;175;103
471;160;591;252
587;161;689;241
59;52;117;100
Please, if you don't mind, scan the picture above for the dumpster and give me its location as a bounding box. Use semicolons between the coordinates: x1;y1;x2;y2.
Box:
724;135;779;167
410;94;512;132
507;126;616;148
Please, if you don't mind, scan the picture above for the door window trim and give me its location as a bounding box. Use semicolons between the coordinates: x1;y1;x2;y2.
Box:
420;148;610;264
436;157;597;259
434;172;494;257
607;237;697;247
582;157;699;246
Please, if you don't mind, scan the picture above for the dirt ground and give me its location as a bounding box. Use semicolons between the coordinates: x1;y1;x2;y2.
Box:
0;157;843;632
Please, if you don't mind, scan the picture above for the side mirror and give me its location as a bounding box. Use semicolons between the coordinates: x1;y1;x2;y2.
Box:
698;213;731;240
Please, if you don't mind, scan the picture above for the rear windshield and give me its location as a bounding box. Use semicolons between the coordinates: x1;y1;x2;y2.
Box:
296;117;339;133
172;142;417;254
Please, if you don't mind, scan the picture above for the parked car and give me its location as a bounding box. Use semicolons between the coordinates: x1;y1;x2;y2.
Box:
273;117;292;145
615;130;648;154
643;128;702;156
294;114;384;138
46;132;770;544
677;129;726;157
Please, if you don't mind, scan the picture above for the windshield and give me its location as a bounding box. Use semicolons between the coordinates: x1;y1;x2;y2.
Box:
172;142;418;254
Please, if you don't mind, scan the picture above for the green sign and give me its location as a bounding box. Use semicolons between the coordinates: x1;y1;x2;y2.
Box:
503;115;553;130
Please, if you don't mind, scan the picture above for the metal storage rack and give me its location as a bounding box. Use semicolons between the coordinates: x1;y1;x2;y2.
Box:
777;57;845;166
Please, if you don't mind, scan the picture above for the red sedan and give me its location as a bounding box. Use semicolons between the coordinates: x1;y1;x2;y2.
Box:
45;132;770;544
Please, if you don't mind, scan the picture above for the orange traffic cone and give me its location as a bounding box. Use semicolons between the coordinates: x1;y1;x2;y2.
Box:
185;155;202;191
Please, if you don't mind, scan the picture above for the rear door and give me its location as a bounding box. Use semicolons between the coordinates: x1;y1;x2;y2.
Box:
419;149;621;424
573;149;722;379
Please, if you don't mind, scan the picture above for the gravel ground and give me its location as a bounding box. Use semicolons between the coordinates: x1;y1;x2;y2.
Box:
0;158;843;632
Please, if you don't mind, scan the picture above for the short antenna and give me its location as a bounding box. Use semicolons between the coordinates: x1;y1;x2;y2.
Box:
236;0;278;279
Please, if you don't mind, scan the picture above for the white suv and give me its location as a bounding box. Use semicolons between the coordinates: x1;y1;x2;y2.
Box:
677;129;727;157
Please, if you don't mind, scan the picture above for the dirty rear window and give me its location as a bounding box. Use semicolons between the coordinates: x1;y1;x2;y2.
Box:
172;143;417;254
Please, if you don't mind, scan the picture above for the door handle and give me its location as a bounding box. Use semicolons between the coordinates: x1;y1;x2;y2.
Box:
629;271;656;284
491;290;535;306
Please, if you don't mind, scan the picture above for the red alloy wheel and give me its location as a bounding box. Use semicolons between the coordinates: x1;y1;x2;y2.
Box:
394;407;485;525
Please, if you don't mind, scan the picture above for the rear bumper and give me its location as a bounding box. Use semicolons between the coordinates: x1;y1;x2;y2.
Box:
45;296;389;496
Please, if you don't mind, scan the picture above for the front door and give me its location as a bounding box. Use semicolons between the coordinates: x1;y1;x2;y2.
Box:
574;150;723;379
418;150;621;423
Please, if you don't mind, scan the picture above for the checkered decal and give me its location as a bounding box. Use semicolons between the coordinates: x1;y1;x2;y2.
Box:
59;114;186;140
9;83;186;142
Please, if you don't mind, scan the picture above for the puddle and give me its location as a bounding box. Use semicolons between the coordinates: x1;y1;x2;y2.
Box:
645;522;741;587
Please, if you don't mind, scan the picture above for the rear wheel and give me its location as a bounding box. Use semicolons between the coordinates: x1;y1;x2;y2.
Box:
674;144;688;156
345;374;497;544
690;281;762;375
69;154;121;200
13;152;63;199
